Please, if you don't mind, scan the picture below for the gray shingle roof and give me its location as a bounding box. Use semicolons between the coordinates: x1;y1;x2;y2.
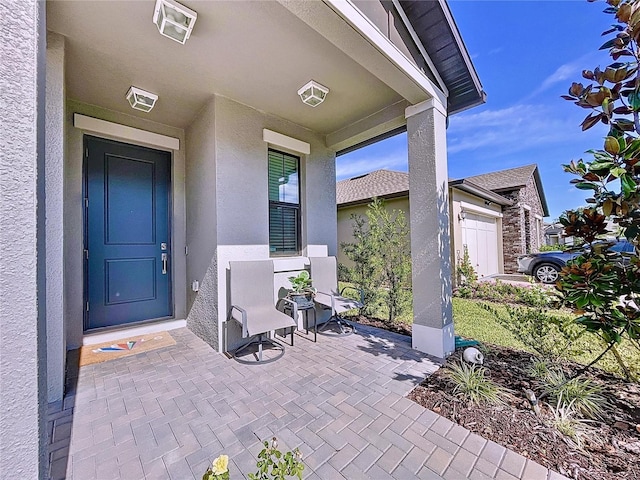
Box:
461;164;549;216
336;170;409;205
462;164;537;192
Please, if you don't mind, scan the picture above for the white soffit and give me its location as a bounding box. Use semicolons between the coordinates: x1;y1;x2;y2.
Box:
73;114;180;151
263;129;310;155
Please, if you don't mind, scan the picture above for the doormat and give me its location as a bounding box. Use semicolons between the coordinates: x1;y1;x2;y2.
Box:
78;332;176;367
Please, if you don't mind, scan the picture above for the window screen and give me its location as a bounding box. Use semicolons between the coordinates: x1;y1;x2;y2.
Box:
268;150;300;256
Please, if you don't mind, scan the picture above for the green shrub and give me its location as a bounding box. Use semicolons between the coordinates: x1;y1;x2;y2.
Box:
341;198;411;322
527;358;553;380
445;362;504;405
248;438;304;480
549;396;592;449
454;280;555;308
337;263;351;283
543;370;609;419
456;246;477;286
481;304;586;361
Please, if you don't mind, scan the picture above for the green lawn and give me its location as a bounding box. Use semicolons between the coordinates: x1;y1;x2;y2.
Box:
452;297;640;380
340;282;640;379
452;298;529;351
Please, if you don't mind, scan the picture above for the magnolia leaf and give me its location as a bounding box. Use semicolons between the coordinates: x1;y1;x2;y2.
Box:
582;113;602;130
613;105;633;114
603;199;614;216
621;173;637;196
575;182;599;190
618;135;627;151
604;135;620;154
589;161;614;171
614;118;636;131
628;91;640;109
611;166;627;177
569;82;584;96
617;3;632;22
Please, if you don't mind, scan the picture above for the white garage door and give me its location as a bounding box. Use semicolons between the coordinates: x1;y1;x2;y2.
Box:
461;212;499;278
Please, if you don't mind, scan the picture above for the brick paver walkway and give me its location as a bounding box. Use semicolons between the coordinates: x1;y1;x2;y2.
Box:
47;325;568;479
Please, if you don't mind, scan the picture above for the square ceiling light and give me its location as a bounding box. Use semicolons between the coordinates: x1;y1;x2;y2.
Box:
297;80;329;107
126;86;158;112
153;0;197;45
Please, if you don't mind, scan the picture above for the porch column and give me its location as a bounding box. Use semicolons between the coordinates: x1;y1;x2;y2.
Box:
406;98;454;359
0;0;48;478
46;32;66;403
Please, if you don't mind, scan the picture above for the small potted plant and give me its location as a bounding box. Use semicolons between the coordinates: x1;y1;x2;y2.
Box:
287;270;316;309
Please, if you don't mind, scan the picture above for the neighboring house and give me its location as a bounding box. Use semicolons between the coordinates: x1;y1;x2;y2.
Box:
337;164;548;278
545;222;565;246
3;1;484;474
463;165;549;271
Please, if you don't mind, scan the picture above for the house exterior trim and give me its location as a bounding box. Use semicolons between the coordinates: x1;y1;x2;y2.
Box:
262;129;310;155
324;0;447;106
73;114;180;151
390;0;448;95
460;201;503;219
405;97;447;118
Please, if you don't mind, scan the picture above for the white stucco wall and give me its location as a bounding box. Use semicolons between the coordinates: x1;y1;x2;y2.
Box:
64;100;187;349
46;32;66;403
0;1;48;477
184;94;336;352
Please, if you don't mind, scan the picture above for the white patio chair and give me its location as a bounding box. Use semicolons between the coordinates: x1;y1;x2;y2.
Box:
228;260;297;363
309;256;363;335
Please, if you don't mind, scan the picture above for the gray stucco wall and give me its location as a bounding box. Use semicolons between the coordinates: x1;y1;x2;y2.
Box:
184;94;336;352
64;100;187;349
185;98;219;347
46;32;66;403
0;1;48;477
407;101;454;359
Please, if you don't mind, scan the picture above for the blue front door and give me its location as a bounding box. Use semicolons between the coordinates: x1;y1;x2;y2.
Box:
85;136;172;329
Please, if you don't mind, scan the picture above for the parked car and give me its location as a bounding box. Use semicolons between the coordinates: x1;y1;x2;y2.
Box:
517;240;635;284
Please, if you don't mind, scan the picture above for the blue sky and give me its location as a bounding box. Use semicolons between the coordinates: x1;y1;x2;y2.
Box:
337;0;615;220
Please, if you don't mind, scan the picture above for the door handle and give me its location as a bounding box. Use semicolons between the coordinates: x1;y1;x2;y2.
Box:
161;253;168;275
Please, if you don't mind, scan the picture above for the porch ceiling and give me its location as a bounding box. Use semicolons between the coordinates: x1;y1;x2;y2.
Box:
47;0;404;134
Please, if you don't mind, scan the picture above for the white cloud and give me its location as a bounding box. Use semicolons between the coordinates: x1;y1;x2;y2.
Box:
447;103;598;157
524;51;603;100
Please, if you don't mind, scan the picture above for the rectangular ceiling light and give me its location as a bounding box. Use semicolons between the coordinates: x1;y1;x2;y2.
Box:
298;80;329;107
153;0;197;45
126;86;158;112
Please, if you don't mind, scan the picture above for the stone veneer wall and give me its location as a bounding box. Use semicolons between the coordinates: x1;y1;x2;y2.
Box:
500;177;545;273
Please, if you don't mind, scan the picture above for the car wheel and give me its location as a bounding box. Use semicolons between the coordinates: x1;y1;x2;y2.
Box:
533;263;560;284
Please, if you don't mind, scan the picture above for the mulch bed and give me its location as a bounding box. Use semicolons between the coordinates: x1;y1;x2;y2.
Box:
351;315;412;336
408;344;640;480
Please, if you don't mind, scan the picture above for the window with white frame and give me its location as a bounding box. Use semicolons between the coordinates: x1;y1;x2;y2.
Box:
268;149;300;256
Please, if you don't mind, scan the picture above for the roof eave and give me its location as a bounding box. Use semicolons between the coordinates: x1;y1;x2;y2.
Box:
436;0;485;112
533;168;550;217
449;179;513;206
398;0;486;115
337;190;409;208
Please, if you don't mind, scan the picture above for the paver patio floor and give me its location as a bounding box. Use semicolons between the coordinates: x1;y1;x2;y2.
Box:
47;325;568;479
